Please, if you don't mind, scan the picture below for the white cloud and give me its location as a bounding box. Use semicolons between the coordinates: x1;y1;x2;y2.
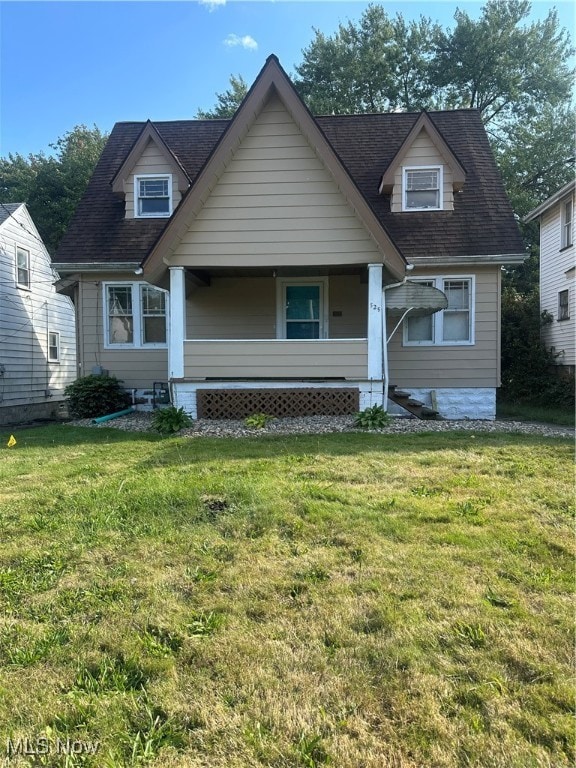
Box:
223;34;258;51
199;0;226;11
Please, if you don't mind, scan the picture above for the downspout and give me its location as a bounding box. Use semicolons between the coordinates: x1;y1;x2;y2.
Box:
381;287;389;411
382;277;410;412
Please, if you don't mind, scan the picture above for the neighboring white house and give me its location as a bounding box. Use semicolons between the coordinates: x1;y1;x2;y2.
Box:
525;180;575;375
0;203;76;424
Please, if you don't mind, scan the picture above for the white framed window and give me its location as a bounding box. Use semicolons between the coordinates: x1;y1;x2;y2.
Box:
403;276;474;346
16;246;30;288
48;331;60;362
276;278;329;339
561;198;573;249
403;166;443;211
104;282;168;348
134;174;172;218
558;289;570;321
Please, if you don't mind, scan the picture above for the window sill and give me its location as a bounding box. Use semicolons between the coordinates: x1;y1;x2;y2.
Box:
104;345;168;350
557;318;571;322
403;341;475;347
401;208;443;213
559;245;573;252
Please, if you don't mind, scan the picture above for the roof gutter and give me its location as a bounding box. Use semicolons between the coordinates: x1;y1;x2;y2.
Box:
409;253;527;267
524;180;575;223
51;262;142;273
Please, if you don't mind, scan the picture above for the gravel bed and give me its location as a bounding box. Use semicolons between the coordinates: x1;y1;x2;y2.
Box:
68;412;575;439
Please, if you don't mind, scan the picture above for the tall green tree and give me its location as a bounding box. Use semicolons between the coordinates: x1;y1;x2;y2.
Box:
431;1;573;132
294;6;441;113
196;75;248;119
0;124;107;254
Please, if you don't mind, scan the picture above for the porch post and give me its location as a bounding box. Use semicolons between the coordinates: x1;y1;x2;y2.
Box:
367;263;384;382
169;266;186;379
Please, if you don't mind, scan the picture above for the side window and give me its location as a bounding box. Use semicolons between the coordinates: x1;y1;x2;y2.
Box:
135;175;171;217
105;283;168;348
107;285;134;345
16;246;30;288
404;280;435;343
48;331;60;362
140;285;167;344
403;167;442;211
442;279;471;343
404;276;474;345
561;199;573;249
558;289;570;321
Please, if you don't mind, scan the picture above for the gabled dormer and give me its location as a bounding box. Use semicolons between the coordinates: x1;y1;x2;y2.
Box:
111;121;191;219
379;112;466;213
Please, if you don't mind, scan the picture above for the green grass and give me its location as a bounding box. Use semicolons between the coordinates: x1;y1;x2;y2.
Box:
497;400;575;426
0;424;573;768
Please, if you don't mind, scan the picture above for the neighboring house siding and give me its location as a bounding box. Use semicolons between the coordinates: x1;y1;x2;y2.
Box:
124;139;182;219
389;266;500;388
185;274;367;340
77;273;168;388
539;200;575;367
0;205;76;410
170;94;384;269
391;129;454;212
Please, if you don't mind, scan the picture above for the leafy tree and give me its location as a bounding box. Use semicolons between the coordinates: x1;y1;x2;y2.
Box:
0;124;107;253
196;75;248;119
294;6;441;113
493;105;575;220
431;1;574;132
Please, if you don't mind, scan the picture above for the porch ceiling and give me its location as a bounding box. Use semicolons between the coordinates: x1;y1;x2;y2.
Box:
184;264;399;283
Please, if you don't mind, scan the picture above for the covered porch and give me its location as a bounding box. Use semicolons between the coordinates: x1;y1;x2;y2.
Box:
168;263;390;386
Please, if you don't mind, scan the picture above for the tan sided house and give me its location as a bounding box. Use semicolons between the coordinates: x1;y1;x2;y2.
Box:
53;56;525;420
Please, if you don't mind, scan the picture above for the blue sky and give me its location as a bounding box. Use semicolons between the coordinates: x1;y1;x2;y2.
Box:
0;0;574;158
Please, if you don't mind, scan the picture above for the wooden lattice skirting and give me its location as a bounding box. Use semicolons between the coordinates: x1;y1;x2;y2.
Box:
196;388;359;419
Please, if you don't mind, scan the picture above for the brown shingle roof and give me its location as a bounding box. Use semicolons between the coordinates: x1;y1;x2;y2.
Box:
55;110;524;266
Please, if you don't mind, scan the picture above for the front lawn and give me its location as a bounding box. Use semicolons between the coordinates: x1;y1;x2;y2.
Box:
0;426;573;767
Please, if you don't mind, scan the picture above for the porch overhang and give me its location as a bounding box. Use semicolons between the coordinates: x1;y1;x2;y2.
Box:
385;280;448;318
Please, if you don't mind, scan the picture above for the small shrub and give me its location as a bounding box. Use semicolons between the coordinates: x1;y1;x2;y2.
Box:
65;374;131;419
354;405;390;429
151;406;192;435
244;413;275;429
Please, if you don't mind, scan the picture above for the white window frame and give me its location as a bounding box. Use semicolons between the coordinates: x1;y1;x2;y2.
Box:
275;277;329;340
16;245;31;289
561;198;573;249
103;282;168;349
558;289;570;321
48;331;60;363
403;275;475;346
134;174;172;218
402;165;443;211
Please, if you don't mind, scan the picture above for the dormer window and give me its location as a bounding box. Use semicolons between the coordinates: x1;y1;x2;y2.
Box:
403;166;442;211
135;174;172;217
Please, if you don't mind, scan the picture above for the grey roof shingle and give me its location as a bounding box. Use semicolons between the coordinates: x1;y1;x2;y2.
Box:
54;110;524;266
0;202;24;227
